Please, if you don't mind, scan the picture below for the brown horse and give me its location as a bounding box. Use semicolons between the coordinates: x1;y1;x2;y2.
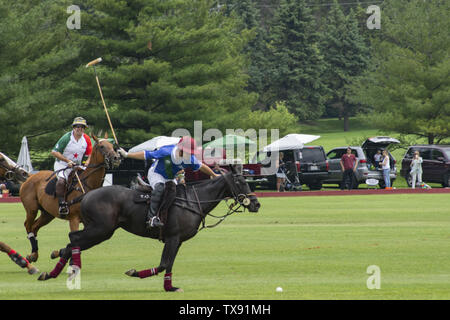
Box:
19;135;121;262
0;152;30;183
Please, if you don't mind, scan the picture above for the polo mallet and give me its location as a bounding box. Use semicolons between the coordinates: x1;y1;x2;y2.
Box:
85;57;119;146
74;170;86;194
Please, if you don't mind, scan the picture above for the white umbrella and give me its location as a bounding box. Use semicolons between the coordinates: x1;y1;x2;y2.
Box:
17;136;33;172
128;136;181;153
262;134;321;152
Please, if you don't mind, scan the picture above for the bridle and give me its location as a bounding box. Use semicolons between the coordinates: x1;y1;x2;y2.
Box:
175;171;256;230
0;155;27;182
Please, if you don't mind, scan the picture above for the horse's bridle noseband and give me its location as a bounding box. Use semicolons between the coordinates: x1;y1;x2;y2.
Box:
222;172;256;209
0;160;26;181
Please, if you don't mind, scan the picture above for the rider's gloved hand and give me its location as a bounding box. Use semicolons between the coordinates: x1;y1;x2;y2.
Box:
67;160;76;168
117;148;128;158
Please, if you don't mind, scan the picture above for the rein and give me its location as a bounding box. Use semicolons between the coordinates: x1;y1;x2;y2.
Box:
174;173;256;231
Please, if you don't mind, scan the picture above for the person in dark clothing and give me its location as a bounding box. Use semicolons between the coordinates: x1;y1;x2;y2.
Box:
340;147;359;190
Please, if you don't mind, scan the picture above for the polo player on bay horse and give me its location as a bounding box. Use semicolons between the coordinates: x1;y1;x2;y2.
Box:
118;136;219;228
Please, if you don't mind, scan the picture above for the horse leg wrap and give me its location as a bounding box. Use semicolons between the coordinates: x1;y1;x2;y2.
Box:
49;258;68;278
138;268;158;279
8;250;29;268
164;273;176;291
27;233;38;253
71;247;81;269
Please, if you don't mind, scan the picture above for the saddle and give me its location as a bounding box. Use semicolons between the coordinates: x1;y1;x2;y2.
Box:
131;178;177;233
44;170;81;197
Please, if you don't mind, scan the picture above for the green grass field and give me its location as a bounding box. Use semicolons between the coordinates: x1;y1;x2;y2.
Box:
1;193;449;300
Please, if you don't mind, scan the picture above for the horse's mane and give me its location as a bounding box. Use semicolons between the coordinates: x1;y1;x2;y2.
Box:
185;172;228;188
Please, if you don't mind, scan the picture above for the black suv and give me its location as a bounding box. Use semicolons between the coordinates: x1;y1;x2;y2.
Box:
297;146;328;190
400;145;450;187
251;146;328;190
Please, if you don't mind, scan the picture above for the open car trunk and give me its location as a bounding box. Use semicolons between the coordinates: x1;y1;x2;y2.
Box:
362;136;400;170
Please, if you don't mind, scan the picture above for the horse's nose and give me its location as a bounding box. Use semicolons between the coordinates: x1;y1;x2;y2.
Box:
251;201;260;212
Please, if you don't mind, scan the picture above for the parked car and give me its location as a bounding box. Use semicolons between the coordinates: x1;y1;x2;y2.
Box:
400;145;450;187
297;146;328;190
246;146;328;190
323;136;399;189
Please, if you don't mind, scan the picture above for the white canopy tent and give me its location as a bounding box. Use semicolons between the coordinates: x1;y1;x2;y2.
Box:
262;134;321;152
128;136;181;153
17;136;33;173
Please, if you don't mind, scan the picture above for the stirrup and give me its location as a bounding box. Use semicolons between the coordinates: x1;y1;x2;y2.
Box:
146;216;164;228
59;203;69;217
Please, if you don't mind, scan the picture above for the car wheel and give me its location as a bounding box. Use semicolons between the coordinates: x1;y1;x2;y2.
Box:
406;175;413;187
378;181;385;189
308;183;322;190
443;174;450;188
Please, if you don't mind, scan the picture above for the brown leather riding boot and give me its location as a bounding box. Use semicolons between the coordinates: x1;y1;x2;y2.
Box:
55;178;69;217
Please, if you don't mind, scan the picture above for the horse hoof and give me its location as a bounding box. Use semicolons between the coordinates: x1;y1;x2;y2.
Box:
125;269;138;277
50;250;59;259
38;272;52;281
27;253;38;263
28;266;39;275
166;287;183;292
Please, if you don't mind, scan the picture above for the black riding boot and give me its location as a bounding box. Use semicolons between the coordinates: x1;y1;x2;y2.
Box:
146;183;164;228
55;178;69;217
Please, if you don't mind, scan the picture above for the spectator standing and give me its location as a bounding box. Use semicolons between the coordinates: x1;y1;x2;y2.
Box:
276;152;286;192
410;151;423;189
340;147;359;190
381;150;391;188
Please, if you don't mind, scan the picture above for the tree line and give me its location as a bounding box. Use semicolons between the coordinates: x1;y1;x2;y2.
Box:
0;0;448;168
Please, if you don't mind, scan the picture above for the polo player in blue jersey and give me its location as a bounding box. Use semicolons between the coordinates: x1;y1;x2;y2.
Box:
118;136;219;228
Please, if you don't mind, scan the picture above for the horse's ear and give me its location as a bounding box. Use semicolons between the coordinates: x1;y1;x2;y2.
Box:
92;134;99;143
229;165;236;174
104;132;108;139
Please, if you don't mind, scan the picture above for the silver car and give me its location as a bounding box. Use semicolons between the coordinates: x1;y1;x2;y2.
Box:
323;137;399;189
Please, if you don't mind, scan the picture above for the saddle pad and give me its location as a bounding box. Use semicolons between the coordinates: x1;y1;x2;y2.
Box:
174;184;201;214
44;177;57;196
133;190;152;203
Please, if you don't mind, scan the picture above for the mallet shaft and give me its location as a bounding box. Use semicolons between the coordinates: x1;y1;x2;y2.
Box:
95;75;119;146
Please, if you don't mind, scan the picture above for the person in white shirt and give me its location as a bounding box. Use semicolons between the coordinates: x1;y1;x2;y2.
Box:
381;150;391;188
51;117;92;216
409;151;423;189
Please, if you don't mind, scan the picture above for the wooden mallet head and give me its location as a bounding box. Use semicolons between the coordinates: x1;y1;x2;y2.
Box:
85;57;102;68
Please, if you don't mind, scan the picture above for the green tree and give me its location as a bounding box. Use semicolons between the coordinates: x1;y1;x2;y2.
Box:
321;2;369;131
349;0;450;144
0;1;82;158
0;0;258;162
266;0;328;120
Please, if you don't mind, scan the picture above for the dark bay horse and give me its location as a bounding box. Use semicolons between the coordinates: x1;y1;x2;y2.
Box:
39;166;260;292
19;135;121;262
0;152;29;183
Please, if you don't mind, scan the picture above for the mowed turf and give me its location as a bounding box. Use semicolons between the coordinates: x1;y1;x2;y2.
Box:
0;193;449;300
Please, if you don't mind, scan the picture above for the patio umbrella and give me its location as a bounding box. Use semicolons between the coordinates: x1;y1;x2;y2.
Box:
262;134;320;152
17;136;33;172
202;134;256;149
128;136;181;153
